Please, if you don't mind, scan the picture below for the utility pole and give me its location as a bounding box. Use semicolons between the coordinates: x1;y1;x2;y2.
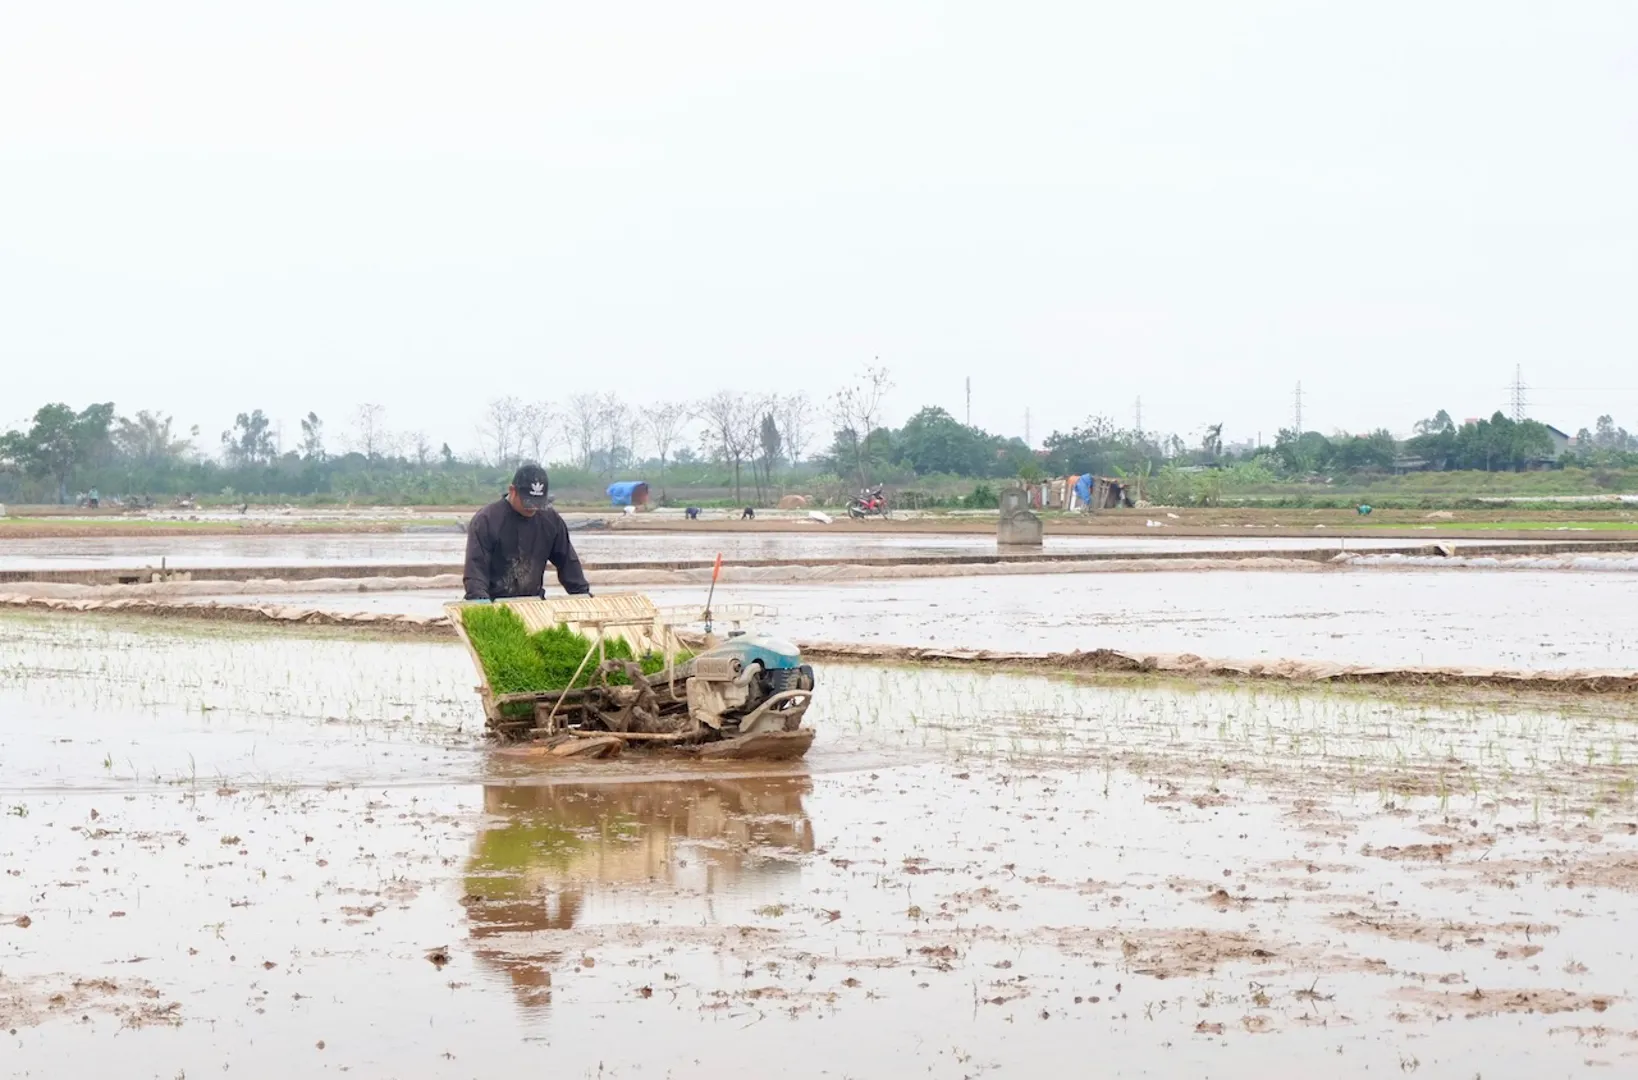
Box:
1135;396;1143;439
1293;381;1304;434
965;377;971;427
1509;365;1529;422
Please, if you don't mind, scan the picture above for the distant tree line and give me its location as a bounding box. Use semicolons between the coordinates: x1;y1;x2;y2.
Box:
1569;415;1638;461
0;389;827;506
3;371;1628;506
0;400;506;506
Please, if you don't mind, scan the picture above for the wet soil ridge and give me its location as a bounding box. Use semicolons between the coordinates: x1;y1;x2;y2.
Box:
0;593;444;633
788;642;1638;694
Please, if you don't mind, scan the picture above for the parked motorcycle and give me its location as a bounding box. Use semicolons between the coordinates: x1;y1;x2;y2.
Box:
846;485;890;519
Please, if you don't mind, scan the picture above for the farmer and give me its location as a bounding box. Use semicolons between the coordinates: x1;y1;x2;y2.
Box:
463;462;592;601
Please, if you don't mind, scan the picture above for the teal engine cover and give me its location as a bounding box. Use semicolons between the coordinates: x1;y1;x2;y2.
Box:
703;633;803;670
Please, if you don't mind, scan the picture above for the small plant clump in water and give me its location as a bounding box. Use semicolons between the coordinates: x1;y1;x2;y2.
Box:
461;604;686;696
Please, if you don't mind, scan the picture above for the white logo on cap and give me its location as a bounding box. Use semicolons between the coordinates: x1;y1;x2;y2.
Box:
529;482;545;496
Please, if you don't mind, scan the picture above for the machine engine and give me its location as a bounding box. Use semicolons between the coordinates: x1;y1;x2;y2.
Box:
684;633;816;735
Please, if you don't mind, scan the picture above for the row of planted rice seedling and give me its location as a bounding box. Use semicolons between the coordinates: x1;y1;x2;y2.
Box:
459;603;685;695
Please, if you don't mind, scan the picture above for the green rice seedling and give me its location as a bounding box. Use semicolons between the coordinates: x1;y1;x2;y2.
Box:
461;605;551;694
462;605;688;696
530;624;688;688
530;622;609;690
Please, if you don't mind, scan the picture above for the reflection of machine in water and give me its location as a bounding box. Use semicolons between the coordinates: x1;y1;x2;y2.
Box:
462;774;814;1009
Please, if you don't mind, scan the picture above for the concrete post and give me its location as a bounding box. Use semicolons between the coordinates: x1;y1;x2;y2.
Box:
997;487;1043;547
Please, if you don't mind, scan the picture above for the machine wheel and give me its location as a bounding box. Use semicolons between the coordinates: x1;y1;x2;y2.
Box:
763;667;805;694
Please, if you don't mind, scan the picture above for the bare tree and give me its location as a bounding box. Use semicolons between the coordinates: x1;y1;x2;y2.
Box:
352;403;393;462
625;410;645;469
596;393;631;475
479;397;522;467
643;401;692;494
776;392;813;466
517;401;559;465
566;393;601;470
736;396;772;502
411;430;433;468
830;363;893;486
697;391;756;502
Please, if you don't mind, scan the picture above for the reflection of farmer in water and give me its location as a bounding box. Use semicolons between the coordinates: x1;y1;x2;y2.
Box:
462;463;591;601
462;777;813;1007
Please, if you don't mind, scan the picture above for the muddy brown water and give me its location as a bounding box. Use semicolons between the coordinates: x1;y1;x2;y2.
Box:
4;613;1638;1076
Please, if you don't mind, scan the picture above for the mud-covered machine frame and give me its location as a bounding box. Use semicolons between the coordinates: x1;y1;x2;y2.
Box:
446;593;816;760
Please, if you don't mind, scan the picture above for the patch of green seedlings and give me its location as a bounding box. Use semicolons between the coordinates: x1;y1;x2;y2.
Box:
460;604;687;697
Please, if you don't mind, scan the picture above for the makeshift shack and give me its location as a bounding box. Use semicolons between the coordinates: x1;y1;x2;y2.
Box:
607;481;650;508
1075;474;1133;511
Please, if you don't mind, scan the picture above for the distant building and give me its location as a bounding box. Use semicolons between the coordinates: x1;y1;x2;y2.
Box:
1544;425;1574;459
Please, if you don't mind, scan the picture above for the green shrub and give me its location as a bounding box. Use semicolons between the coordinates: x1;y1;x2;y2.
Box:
962;483;999;509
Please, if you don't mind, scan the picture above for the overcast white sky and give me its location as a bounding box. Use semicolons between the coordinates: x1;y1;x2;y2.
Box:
3;1;1635;457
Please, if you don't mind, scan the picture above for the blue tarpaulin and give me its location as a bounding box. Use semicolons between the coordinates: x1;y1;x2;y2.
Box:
1074;474;1093;504
607;481;649;507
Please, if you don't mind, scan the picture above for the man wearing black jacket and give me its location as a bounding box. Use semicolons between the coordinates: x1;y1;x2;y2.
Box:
462;463;592;601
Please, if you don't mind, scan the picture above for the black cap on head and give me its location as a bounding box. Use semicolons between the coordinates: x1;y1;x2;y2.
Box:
512;463;550;509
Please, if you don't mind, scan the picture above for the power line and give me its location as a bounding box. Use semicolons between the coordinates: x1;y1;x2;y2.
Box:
1135;396;1143;438
965;377;971;427
1525;386;1638;392
1293;381;1304;433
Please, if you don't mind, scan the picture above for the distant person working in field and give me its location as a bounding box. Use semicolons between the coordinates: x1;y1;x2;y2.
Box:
463;463;592;601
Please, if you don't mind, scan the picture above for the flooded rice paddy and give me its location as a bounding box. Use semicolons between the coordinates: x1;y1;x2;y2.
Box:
226;567;1638;673
0;530;1522;572
4;612;1638;1077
